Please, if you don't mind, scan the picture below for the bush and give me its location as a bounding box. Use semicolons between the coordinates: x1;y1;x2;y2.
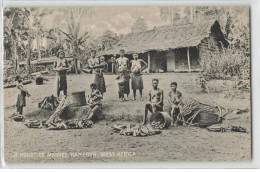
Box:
199;44;249;80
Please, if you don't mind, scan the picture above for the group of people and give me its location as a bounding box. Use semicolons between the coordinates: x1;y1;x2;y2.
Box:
15;49;183;126
143;79;183;126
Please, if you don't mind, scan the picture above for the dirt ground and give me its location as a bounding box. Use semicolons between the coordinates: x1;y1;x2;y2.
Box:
3;73;251;163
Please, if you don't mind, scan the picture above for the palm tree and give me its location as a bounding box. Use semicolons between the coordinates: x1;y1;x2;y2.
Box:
55;8;91;74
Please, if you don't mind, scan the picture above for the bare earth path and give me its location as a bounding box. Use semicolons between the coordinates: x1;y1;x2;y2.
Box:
4;73;251;163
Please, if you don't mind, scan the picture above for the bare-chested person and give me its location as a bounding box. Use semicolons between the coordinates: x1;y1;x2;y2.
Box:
130;53;147;101
143;78;164;125
168;82;183;126
116;49;130;100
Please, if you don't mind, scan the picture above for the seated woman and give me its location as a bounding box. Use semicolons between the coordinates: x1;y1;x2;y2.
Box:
87;83;103;122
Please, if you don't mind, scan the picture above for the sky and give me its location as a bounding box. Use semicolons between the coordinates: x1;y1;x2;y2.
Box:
41;7;169;37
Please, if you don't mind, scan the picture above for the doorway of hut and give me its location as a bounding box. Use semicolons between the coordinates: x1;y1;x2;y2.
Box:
149;51;167;73
166;47;200;72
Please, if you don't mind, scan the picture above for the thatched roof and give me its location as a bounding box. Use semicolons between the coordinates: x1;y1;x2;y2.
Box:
99;20;227;55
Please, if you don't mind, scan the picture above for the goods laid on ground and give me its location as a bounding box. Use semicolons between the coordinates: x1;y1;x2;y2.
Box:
207;124;248;133
38;95;59;110
4;79;32;89
22;80;32;85
12;115;24;122
112;124;161;137
179;97;228;127
4;83;16;89
150;112;171;129
65;119;93;129
24;118;93;130
46;98;70;124
25;120;42;128
47;122;68;130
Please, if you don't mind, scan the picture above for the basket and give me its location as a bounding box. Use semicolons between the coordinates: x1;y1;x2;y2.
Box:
71;91;87;106
149;112;171;129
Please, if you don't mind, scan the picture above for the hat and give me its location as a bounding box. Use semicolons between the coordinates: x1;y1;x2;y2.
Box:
119;49;125;53
100;56;105;60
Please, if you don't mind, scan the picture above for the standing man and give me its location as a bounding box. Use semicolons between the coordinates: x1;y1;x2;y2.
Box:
130;53;147;101
116;49;130;100
54;50;69;98
110;55;116;74
143;79;164;125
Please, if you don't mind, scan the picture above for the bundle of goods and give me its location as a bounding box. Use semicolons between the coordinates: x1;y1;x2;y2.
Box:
24;118;93;130
46;98;70;124
149;112;171;129
112;124;161;137
25;120;42;128
179;98;228;127
65;119;93;129
207;124;248;133
39;95;60;110
12;115;24;122
4;83;16;89
22;80;32;85
47;122;68;130
36;76;44;85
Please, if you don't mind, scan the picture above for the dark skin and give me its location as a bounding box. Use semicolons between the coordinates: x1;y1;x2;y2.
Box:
149;81;164;107
131;54;147;101
168;84;183;126
116;51;130;99
87;86;103;120
54;52;68;97
142;80;164;125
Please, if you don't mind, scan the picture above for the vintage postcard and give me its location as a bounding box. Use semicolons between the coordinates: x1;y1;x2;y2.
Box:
2;6;251;164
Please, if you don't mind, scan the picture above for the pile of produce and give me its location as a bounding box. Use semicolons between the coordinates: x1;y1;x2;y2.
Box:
24;118;93;130
112;124;161;137
46;98;70;124
39;95;60;110
151;121;164;129
207;124;248;133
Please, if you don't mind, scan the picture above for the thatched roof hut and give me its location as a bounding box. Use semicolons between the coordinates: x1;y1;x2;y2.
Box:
99;20;228;73
99;20;228;56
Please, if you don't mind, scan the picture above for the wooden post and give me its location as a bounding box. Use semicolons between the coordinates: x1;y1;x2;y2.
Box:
148;52;151;73
187;47;191;73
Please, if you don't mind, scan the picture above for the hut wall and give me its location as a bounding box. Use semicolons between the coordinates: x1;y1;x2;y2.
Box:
189;47;200;69
175;48;189;71
166;47;200;72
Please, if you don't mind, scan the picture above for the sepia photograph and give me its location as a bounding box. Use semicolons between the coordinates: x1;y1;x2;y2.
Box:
2;6;251;164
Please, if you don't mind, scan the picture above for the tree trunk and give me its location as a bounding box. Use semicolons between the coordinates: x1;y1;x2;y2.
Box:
12;40;19;73
37;36;41;60
26;39;31;73
148;52;151;73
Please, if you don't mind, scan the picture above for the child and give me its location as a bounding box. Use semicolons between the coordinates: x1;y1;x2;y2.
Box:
168;82;183;126
115;70;126;101
87;83;103;121
16;77;31;116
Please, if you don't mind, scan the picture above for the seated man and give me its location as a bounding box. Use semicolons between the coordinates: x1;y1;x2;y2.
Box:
87;83;103;121
168;82;183;126
143;78;164;125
